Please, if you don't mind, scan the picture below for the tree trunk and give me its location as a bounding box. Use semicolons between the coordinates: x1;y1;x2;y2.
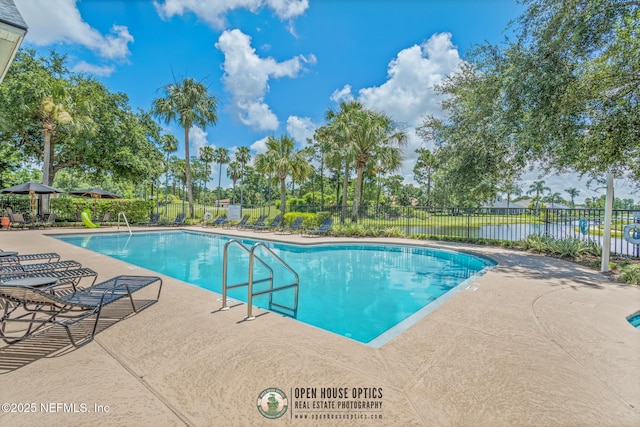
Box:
341;161;349;224
352;163;364;223
41;129;53;215
184;127;195;219
280;176;287;215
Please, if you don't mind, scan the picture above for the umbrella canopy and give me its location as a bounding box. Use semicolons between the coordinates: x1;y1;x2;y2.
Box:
1;181;64;195
69;188;121;217
1;181;64;222
68;188;121;199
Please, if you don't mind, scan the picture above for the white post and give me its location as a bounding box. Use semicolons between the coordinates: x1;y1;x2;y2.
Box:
601;173;614;272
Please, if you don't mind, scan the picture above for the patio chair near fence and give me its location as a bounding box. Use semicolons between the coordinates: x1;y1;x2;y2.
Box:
0;275;163;347
275;216;304;234
253;215;283;232
140;213;160;226
243;215;267;230
225;214;250;229
7;213;28;230
172;214;186;226
302;218;333;237
35;213;56;229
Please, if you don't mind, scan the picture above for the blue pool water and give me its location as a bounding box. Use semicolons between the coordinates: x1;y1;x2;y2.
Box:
56;231;495;346
628;312;640;329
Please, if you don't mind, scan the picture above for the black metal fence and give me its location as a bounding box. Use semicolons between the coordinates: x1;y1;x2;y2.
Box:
4;196;639;258
286;205;640;258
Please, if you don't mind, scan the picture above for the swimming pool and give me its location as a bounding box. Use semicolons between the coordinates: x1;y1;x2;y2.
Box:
56;231;495;346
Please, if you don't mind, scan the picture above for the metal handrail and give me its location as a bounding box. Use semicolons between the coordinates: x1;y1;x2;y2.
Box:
246;242;299;320
221;240;272;311
117;212;132;235
220;240;299;320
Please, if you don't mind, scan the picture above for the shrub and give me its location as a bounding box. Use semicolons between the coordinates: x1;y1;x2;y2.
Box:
619;263;640;286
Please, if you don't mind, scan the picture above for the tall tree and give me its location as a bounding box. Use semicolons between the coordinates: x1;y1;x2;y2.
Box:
212;147;229;211
152;77;218;219
161;134;178;209
527;180;551;212
199;146;214;211
481;0;640;181
413;147;437;206
419;63;524;206
235;146;251;206
565;187;580;208
254;135;307;215
227;161;241;203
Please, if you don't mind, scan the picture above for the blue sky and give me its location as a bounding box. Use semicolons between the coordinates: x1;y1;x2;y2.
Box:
12;0;634;202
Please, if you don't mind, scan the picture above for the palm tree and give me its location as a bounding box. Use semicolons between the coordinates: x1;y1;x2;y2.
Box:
565;187;580;208
152;77;218;219
227;161;241;203
545;192;563;208
213;147;229;213
254;135;307;216
322;101;361;223
527;180;551;212
235;146;251;206
325;101;406;222
501;182;522;210
199;146;214;213
160;134;178;214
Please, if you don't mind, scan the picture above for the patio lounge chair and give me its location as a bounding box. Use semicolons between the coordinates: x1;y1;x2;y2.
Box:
140;213;160;226
0;267;98;290
0;260;82;275
275;216;304;234
0;275;163;347
302;218;333;237
242;215;267;230
253;215;283;232
0;250;61;263
210;215;227;226
172;214;186;226
225;214;250;229
34;213;56;229
7;213;28;230
98;212;111;225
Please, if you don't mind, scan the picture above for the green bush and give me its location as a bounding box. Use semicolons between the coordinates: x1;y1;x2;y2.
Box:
619;263;640;285
51;198;154;223
282;212;316;229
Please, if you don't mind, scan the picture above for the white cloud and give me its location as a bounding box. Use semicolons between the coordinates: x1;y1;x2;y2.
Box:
71;61;115;77
14;0;133;60
189;126;209;153
358;33;461;127
250;136;269;155
154;0;308;29
216;29;315;131
330;85;353;103
349;32;463;183
286;116;316;146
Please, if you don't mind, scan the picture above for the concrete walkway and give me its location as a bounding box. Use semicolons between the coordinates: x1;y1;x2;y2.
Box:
0;226;638;427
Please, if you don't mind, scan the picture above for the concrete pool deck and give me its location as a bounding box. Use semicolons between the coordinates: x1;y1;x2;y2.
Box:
0;225;638;427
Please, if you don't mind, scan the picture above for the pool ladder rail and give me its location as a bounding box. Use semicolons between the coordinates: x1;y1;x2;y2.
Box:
221;240;299;320
117;212;132;235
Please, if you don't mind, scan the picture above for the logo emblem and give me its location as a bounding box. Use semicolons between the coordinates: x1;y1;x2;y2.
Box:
257;388;288;419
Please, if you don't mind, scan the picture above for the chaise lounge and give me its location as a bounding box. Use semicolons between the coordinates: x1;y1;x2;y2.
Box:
0;275;163;347
302;218;333;237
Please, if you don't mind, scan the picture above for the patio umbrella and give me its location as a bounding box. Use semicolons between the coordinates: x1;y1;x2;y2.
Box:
68;188;121;217
0;181;64;223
